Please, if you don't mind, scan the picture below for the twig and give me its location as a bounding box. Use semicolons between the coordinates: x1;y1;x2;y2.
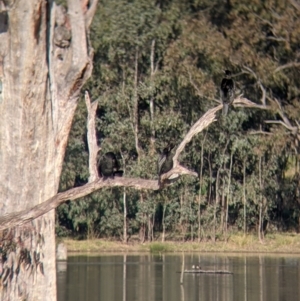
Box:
274;62;300;73
187;68;203;98
265;120;296;131
187;68;220;104
242;66;267;106
248;130;272;135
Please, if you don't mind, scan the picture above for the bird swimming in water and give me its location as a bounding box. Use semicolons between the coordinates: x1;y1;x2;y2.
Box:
220;70;235;116
158;144;179;186
98;152;123;180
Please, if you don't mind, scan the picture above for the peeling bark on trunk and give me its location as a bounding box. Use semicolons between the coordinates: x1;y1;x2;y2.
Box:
0;0;96;300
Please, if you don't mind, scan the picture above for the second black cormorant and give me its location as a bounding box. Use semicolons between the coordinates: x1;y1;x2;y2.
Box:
98;152;123;180
220;70;235;116
158;144;179;186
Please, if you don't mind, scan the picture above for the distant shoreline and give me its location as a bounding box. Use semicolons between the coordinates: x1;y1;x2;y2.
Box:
59;233;300;254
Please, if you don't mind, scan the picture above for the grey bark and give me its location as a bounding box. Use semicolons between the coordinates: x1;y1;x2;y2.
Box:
0;0;96;300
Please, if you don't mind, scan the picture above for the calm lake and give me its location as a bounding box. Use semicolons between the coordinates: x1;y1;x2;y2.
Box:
57;253;300;301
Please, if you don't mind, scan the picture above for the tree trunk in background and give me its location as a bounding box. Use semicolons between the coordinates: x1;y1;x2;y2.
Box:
139;194;145;243
243;158;247;236
0;0;95;299
225;152;233;240
149;39;156;155
197;134;206;242
133;47;141;163
162;201;166;242
123;188;127;243
213;168;220;242
221;188;225;233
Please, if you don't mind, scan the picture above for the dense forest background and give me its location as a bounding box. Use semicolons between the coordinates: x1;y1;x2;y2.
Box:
56;0;300;243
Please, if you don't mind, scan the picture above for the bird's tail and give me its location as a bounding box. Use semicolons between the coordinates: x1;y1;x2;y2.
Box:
222;103;229;116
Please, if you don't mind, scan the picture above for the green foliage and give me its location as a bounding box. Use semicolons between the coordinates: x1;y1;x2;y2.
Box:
57;0;300;241
149;242;171;253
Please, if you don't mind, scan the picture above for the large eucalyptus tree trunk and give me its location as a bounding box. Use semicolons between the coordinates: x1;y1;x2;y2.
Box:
0;0;96;300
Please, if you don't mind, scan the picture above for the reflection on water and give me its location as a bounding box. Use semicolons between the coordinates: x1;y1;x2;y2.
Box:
57;253;300;301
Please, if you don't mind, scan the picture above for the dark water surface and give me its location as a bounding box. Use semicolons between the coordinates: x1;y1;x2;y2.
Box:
57;253;300;301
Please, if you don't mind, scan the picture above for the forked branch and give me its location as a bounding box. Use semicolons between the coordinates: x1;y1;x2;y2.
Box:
0;93;268;230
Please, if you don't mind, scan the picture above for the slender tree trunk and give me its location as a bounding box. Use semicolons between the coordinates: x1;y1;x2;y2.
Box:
147;213;152;242
208;154;212;204
149;39;156;155
225;152;233;240
220;139;230;234
152;203;155;241
258;155;262;242
197;133;206;242
221;188;225;233
162;200;167;242
139;193;145;243
243;158;247;236
213;168;220;242
189;198;193;241
133;47;141;163
123;188;127;243
258;196;263;242
0;1;96;300
180;193;186;242
123;254;127;301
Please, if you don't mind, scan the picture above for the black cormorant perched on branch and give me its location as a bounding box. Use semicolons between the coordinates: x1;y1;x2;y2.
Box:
98;152;123;180
158;144;179;186
220;70;235;116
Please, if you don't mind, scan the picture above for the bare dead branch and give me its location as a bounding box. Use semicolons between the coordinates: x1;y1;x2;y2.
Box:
85;0;99;28
265;120;296;131
233;94;269;109
187;68;203;98
258;81;267;106
150;39;156;75
85;91;99;182
0;90;275;231
267;96;295;129
242;66;266;106
266;36;287;42
186;67;220;104
172;95;268;167
160;164;198;183
173;104;222;163
274;62;300;73
289;0;300;11
248;130;272;135
61;0;94;98
68;0;87;65
0;177;160;231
